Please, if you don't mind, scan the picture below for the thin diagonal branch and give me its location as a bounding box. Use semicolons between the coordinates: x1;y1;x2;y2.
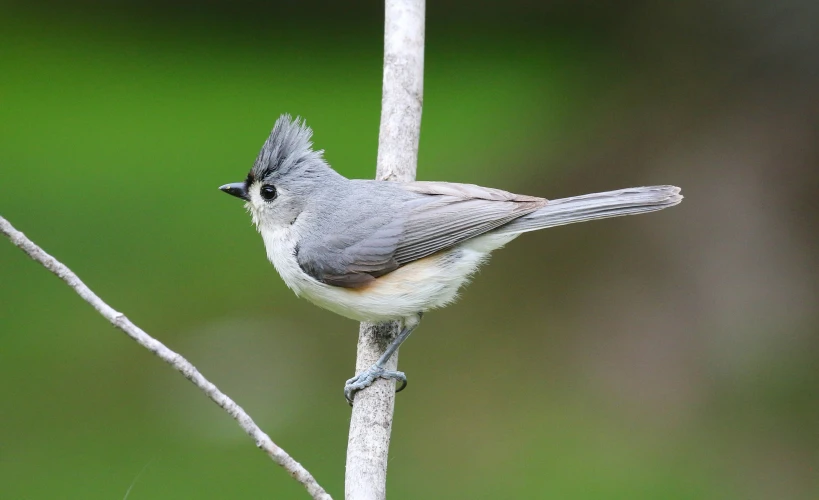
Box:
345;1;425;499
0;215;332;500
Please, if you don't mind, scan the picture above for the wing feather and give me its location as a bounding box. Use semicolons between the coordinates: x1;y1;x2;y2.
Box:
296;181;546;288
393;182;546;264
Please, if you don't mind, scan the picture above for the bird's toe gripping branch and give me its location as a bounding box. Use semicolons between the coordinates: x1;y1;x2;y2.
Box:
344;367;407;405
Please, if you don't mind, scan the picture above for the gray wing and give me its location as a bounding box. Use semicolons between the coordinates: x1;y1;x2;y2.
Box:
296;215;404;288
393;182;545;263
296;181;547;288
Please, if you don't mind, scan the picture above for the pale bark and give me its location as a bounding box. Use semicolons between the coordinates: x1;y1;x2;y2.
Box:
345;1;426;499
0;216;332;500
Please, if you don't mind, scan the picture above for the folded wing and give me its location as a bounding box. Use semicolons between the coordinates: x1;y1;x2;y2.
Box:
296;181;546;288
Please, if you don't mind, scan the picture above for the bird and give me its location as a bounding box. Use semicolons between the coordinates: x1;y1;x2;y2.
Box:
219;115;682;404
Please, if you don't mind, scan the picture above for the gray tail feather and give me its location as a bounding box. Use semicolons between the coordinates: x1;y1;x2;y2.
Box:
495;185;682;235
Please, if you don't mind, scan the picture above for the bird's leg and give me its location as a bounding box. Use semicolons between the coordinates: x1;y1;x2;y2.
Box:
344;313;422;405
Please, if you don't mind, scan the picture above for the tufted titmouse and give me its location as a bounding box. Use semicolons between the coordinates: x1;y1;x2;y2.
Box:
219;115;682;403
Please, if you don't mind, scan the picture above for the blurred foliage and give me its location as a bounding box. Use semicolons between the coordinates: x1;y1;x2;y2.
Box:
2;1;818;499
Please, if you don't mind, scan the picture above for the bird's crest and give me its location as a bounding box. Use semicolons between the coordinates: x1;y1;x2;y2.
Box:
249;114;324;184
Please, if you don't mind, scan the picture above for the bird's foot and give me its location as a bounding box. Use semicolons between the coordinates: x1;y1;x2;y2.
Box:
344;365;407;405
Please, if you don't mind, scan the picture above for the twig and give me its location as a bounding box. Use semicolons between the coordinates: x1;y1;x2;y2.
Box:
0;216;332;500
345;1;425;499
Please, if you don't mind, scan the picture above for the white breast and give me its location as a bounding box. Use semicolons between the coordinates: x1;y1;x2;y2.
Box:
260;225;518;322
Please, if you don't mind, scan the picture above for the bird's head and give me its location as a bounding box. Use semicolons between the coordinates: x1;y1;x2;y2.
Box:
220;114;340;231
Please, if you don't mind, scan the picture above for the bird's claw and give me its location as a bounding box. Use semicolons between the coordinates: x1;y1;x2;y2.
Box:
344;366;407;405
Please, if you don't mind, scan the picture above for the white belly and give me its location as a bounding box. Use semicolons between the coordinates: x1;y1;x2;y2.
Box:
260;226;517;322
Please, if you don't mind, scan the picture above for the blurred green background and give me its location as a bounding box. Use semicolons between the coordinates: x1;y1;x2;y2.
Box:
2;1;818;498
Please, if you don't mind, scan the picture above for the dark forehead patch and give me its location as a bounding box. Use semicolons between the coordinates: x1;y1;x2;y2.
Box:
244;171;256;191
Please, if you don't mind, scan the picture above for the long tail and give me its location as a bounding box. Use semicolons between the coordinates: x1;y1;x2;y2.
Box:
495;185;682;235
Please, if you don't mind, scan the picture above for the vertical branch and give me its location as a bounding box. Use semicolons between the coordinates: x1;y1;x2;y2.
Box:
375;0;426;183
345;1;425;499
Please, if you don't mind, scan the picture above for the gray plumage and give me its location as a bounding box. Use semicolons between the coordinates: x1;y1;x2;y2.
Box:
239;115;682;290
494;185;682;235
294;179;550;287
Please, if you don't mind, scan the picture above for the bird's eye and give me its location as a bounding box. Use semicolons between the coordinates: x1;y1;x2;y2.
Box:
260;184;277;201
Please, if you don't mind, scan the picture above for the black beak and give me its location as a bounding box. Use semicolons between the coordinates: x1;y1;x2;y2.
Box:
219;182;249;201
